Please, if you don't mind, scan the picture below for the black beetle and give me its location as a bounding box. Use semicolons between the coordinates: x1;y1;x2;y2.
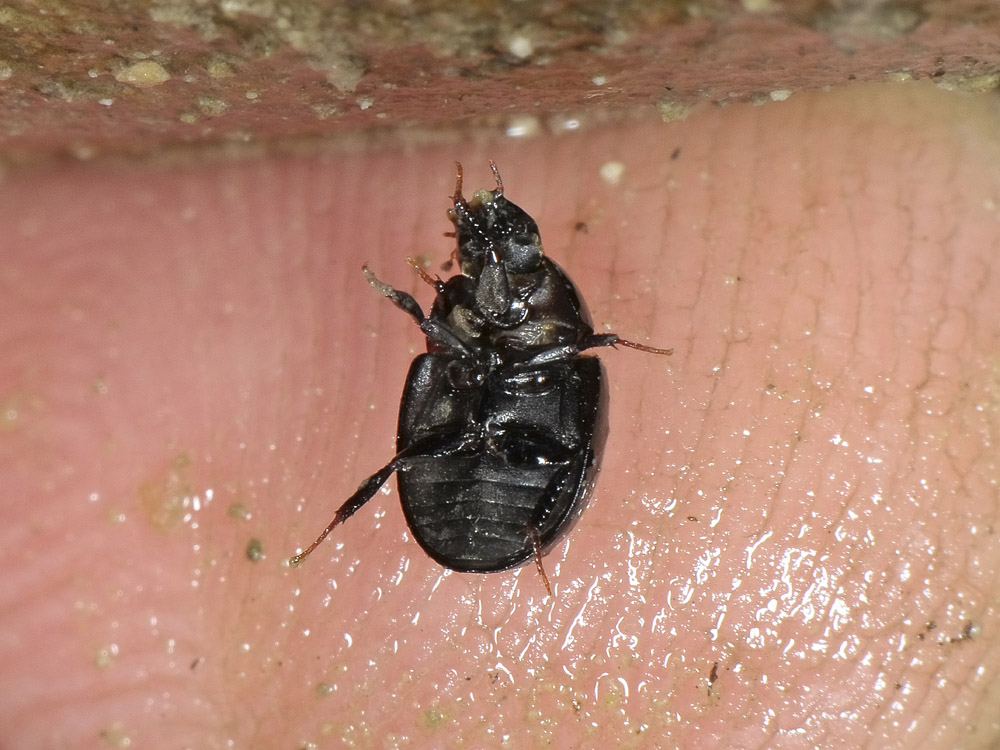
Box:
291;163;671;594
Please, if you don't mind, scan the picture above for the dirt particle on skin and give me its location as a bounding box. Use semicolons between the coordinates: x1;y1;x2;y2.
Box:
197;95;229;116
245;537;264;562
938;72;1000;94
94;643;119;670
315;682;334;696
656;97;692;122
99;722;134;749
228;503;251;520
138;453;195;530
206;58;235;78
599;161;625;185
115;60;170;87
422;707;448;729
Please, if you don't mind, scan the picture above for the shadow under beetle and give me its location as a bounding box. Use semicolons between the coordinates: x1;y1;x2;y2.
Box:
291;162;671;595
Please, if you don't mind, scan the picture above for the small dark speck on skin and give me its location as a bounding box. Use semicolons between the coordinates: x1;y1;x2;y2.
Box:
671;147;681;160
246;537;264;562
574;221;588;233
687;515;698;522
227;503;251;520
959;620;977;641
190;657;203;671
937;620;977;646
709;661;719;686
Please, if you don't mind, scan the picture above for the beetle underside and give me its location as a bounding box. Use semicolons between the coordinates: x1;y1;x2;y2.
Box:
291;162;671;596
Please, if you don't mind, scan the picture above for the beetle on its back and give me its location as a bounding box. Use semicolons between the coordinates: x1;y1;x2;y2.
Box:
291;163;671;594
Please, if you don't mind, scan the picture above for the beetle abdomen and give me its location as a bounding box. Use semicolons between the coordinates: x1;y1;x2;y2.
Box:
396;354;607;573
399;452;588;571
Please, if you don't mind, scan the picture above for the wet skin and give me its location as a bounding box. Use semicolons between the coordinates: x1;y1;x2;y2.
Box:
3;82;1000;747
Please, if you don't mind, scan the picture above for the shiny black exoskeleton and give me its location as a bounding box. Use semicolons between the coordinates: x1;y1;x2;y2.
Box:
291;163;671;594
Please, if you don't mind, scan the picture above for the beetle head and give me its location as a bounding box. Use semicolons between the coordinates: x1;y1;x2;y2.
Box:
448;162;545;277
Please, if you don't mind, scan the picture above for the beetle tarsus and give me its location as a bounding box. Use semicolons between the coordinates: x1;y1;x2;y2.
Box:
612;337;674;356
289;512;344;566
583;333;673;356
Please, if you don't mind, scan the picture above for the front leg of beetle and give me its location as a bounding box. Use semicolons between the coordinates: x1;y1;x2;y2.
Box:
363;265;472;355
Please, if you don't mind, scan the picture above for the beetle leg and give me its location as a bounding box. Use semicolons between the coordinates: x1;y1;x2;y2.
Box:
521;335;672;367
290;431;482;566
364;264;427;323
525;527;553;597
581;333;673;356
289;459;399;566
520;466;580;598
521;344;580;366
363;265;474;356
611;337;674;355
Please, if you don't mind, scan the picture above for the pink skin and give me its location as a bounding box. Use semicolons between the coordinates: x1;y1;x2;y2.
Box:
3;82;1000;747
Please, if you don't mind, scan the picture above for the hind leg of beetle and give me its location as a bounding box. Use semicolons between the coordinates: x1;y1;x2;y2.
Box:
522;466;577;597
525;527;553;597
581;333;673;356
290;431;482;566
289;460;400;566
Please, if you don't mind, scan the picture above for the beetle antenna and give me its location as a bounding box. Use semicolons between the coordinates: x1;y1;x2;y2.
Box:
488;160;504;196
406;256;444;291
452;161;466;206
451;161;476;229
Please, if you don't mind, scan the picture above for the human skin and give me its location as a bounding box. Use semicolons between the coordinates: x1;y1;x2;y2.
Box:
3;81;1000;748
